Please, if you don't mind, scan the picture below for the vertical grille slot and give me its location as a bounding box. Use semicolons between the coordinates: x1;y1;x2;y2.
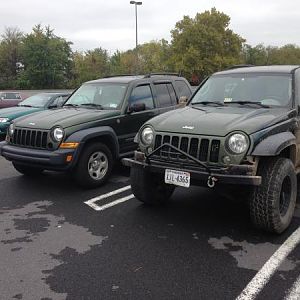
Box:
42;132;47;148
189;138;198;158
170;136;179;158
179;137;189;159
210;140;220;163
162;135;170;157
154;135;162;149
199;139;209;161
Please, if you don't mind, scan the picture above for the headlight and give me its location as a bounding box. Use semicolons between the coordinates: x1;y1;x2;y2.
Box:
0;118;9;123
141;127;154;145
8;123;14;136
227;133;248;154
52;127;64;142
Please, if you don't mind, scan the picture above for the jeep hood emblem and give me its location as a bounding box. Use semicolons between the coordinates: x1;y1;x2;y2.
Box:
182;125;194;130
29;122;36;126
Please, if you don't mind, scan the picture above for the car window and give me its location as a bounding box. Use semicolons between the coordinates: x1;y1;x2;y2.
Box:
129;85;154;110
50;95;69;107
175;80;192;98
65;84;127;109
191;74;292;107
154;83;177;107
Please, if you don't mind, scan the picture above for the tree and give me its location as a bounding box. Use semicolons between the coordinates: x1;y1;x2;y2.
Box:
0;27;23;88
242;44;269;65
18;24;73;89
170;8;245;81
71;48;110;86
138;39;173;74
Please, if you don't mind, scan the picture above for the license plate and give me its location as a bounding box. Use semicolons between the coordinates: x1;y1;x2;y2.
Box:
165;169;190;188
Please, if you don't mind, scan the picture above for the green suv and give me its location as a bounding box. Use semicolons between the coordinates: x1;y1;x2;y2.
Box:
123;66;300;234
0;74;192;188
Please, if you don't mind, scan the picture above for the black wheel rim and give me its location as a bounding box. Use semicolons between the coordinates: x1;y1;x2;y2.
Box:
279;176;292;217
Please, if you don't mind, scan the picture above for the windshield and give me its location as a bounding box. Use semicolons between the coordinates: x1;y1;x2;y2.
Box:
18;93;52;107
65;83;128;109
191;74;293;107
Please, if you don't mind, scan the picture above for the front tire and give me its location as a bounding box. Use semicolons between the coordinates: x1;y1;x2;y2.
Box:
73;143;113;188
250;157;297;234
130;166;175;205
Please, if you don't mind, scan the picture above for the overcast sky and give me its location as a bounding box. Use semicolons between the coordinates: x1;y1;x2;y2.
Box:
1;0;300;54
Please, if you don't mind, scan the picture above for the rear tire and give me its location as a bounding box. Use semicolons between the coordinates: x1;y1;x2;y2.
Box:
73;142;113;188
130;166;175;205
249;157;296;234
12;162;44;176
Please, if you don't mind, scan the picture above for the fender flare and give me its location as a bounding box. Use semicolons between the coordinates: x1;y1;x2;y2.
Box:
65;126;119;158
251;132;296;157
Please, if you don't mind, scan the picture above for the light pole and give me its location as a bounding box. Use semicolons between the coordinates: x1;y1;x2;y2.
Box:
130;1;142;74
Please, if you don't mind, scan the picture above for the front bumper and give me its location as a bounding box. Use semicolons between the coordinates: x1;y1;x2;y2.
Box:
122;151;262;187
0;142;78;171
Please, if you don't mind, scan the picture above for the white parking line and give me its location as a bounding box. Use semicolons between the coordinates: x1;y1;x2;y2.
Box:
236;227;300;300
84;185;134;211
285;275;300;300
94;194;135;211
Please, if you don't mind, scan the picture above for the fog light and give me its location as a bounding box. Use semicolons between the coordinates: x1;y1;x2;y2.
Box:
147;147;153;154
223;156;231;164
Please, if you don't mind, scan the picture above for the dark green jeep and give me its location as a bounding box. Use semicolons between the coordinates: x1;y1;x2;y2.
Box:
0;74;192;188
123;66;300;234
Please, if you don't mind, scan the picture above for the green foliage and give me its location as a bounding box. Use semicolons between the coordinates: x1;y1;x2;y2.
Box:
71;48;110;86
0;27;24;88
18;24;73;89
170;8;245;81
242;44;300;66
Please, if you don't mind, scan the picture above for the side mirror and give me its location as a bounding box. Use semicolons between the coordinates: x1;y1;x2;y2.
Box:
178;96;188;107
128;102;146;113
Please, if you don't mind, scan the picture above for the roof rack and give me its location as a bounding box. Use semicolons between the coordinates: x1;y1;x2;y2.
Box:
103;74;139;78
143;72;180;78
224;64;255;70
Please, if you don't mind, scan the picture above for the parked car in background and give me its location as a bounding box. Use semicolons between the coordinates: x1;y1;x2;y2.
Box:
0;92;23;108
0;74;192;188
0;92;70;140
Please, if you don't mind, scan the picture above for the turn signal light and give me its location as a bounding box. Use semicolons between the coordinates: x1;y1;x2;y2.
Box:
60;142;79;149
66;155;73;162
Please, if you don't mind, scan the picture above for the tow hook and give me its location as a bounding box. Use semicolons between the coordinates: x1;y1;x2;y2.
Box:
207;176;218;188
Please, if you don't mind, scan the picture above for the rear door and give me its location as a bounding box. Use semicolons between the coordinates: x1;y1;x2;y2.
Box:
152;81;178;114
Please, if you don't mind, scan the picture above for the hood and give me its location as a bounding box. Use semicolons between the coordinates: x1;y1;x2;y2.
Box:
148;106;291;137
0;106;41;120
14;107;120;130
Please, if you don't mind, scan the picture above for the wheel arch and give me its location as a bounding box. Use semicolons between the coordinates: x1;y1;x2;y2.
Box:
65;126;119;159
252;132;297;165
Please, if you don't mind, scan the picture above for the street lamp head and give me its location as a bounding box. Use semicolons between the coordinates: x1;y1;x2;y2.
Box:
130;1;142;4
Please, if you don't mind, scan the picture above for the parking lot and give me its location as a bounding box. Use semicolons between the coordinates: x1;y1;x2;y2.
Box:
0;156;300;300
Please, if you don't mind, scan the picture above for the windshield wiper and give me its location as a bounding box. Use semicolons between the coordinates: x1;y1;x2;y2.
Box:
63;103;80;108
192;101;225;106
228;101;270;108
80;103;103;109
18;104;33;107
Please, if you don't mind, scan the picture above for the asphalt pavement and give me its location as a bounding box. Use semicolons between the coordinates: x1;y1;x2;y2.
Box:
0;156;299;300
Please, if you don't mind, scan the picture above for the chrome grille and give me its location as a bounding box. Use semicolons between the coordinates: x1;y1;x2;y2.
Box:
11;128;48;149
153;134;221;164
